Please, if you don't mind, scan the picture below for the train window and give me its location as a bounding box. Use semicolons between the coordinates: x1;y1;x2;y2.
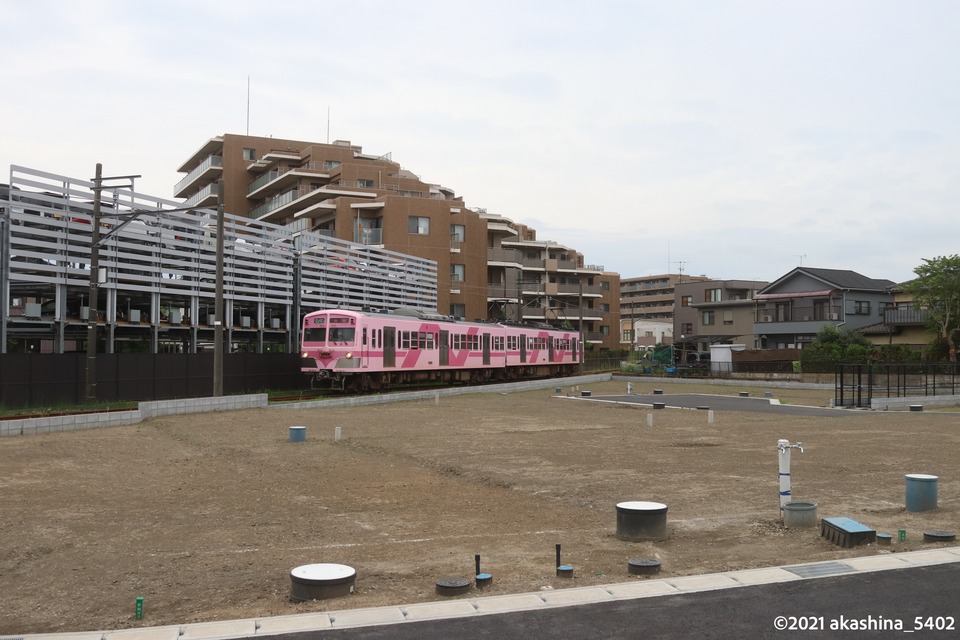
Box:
507;335;518;351
328;327;355;343
493;336;504;351
303;327;326;343
422;332;435;350
400;331;410;349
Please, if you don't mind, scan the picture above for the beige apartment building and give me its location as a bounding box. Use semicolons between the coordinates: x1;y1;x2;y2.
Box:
619;273;708;350
174;134;621;350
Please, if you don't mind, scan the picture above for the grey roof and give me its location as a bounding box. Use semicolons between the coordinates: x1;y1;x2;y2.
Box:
799;268;895;290
761;267;896;294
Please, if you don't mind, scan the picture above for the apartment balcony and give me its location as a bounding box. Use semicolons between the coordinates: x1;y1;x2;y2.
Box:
174;155;222;198
247;164;333;199
450;274;463;294
883;306;929;325
487;248;522;266
756;306;842;323
183;183;218;208
354;227;383;245
487;281;519;301
251;184;375;223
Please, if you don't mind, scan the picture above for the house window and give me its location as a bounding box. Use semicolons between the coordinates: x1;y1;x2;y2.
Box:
854;301;871;314
408;216;430;235
242;148;257;161
681;295;693;307
601;281;610;291
358;179;374;188
706;288;722;302
702;310;716;326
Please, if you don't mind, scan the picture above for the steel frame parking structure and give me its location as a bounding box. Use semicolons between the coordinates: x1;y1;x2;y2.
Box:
2;166;437;354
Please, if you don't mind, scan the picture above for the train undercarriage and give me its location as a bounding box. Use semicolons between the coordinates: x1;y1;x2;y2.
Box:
309;363;579;392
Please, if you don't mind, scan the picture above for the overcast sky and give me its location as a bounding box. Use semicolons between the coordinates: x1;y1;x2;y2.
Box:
2;0;957;285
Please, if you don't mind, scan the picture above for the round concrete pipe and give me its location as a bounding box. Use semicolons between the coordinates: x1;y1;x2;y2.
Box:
290;563;355;601
782;501;818;528
616;501;668;541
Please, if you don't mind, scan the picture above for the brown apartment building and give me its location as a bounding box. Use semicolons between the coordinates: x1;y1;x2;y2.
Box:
174;134;621;350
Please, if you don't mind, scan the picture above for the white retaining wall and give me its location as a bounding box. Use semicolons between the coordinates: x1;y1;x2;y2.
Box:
1;394;268;437
870;394;960;411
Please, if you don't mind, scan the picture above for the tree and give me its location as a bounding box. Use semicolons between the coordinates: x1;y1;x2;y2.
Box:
903;255;960;363
800;325;871;371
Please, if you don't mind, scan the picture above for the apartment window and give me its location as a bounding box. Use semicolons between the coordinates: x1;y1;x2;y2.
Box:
408;216;430;235
242;148;257;161
323;160;341;170
683;323;693;335
600;326;610;336
723;310;734;325
450;303;465;318
451;224;465;242
601;281;610;291
681;295;693;307
358;179;374;188
600;303;609;312
854;301;871;315
702;310;716;326
706;288;722;302
450;264;465;283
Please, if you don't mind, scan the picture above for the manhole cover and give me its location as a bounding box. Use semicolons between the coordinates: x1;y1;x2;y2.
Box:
923;530;957;542
435;577;472;596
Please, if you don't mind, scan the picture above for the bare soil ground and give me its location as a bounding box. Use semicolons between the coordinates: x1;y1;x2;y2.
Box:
1;380;958;634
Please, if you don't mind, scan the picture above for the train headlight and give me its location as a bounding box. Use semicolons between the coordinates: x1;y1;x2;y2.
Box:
301;351;308;358
346;352;353;359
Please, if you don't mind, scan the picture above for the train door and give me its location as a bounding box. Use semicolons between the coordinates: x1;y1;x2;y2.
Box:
548;336;555;362
361;327;369;366
482;333;490;365
383;326;396;367
520;334;527;363
572;337;579;362
440;330;449;366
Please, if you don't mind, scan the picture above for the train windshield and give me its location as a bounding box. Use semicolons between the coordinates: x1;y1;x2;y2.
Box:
303;327;326;343
328;327;355;343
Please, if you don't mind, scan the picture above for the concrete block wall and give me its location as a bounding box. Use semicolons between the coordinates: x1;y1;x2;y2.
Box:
271;374;613;411
871;394;960;411
1;394;269;438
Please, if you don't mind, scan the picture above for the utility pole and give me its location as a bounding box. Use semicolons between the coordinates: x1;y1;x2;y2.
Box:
213;180;225;396
84;164;103;403
83;165;140;403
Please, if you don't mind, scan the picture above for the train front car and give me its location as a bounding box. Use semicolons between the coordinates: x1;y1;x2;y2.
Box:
301;310;362;389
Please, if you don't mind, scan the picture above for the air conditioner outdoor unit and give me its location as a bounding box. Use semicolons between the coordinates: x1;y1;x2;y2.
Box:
829;313;840;321
762;315;772;322
241;316;251;328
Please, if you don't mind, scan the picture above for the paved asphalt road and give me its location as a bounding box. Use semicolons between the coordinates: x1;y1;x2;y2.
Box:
594;393;851;417
269;563;959;639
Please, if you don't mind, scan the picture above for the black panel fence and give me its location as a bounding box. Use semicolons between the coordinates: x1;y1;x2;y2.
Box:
835;363;960;408
0;353;307;409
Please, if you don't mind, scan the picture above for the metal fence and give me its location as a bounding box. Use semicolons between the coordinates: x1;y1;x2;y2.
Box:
0;353;305;409
835;363;960;408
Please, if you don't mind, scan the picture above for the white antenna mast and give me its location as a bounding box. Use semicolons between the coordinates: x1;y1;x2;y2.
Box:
326;107;330;144
246;76;250;135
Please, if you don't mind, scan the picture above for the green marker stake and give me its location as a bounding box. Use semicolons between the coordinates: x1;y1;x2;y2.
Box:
898;529;907;542
135;596;144;620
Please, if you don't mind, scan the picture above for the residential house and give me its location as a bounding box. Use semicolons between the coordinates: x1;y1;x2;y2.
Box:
753;268;895;349
673;279;768;353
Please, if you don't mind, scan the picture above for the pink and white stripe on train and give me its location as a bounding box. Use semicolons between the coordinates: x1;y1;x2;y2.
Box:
301;308;582;390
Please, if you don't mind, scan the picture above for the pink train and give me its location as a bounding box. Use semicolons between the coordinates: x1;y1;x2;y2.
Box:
301;308;582;390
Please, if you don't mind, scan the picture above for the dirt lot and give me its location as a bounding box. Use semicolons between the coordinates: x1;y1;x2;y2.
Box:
2;379;958;634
